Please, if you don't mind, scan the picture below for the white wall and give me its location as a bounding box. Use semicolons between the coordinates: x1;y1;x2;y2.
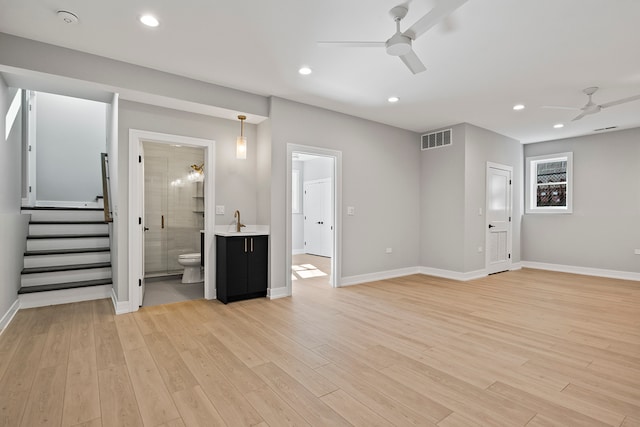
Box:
116;100;259;300
36;92;106;203
522;128;640;273
292;160;304;253
270;97;421;288
0;77;29;329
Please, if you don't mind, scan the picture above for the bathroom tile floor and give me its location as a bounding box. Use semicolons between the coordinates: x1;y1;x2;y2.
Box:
142;274;204;307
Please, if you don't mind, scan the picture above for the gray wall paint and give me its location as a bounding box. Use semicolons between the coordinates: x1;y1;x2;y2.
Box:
522;128;640;273
464;124;523;271
0;33;269;119
36;92;106;202
0;77;28;324
420;123;523;273
116;100;259;300
420;124;466;271
270;97;421;288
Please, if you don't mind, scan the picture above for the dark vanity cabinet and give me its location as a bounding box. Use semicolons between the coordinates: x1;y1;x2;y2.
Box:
216;235;268;304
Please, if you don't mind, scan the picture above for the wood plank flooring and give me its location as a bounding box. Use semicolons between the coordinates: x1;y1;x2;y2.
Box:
1;268;639;426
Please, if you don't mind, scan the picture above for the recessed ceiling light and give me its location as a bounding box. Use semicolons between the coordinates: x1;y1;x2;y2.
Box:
388;96;399;103
512;104;525;111
140;14;159;27
553;123;564;129
298;67;312;75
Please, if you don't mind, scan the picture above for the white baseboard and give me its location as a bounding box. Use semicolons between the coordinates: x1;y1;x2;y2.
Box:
521;261;640;281
340;266;421;287
419;266;487;281
268;286;290;299
18;284;112;309
0;299;20;334
510;262;523;271
292;249;305;255
111;288;133;314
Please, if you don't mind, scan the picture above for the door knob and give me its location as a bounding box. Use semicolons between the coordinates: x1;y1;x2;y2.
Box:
143;227;149;231
316;221;323;224
488;224;495;229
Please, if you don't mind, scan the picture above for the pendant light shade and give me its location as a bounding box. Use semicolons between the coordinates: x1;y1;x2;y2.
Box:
236;115;247;159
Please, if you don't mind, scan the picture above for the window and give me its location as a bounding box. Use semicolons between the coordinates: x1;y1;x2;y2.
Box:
526;152;573;213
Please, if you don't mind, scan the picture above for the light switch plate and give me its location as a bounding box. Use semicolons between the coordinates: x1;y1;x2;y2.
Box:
215;205;225;215
347;206;355;216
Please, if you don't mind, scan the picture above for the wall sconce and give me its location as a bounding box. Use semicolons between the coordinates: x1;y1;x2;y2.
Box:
189;163;204;182
236;115;247;160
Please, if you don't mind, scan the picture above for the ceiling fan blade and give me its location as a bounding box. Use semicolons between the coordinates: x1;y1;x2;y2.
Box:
403;0;469;40
541;105;581;110
600;94;640;109
571;112;587;121
399;50;427;74
317;41;386;48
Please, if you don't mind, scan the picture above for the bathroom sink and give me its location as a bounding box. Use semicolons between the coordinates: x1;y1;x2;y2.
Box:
214;225;270;237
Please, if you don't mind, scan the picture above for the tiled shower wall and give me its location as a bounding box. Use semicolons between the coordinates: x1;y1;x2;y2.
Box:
143;142;205;275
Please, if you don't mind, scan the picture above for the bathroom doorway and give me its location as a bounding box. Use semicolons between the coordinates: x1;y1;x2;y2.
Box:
128;130;216;310
288;145;342;293
141;142;205;306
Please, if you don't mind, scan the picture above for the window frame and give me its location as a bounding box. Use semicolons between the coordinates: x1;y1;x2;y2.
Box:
525;152;573;214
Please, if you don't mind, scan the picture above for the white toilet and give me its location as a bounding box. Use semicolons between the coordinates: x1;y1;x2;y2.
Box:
177;253;203;283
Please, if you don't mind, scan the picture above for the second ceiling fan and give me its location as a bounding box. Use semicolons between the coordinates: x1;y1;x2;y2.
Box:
318;0;469;74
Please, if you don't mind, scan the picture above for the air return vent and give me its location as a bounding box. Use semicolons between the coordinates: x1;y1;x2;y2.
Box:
421;129;452;150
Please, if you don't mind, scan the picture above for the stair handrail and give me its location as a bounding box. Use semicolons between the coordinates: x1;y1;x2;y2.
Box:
101;153;113;223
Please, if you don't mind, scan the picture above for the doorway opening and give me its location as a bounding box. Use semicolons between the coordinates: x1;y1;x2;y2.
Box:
286;144;342;295
128;130;215;310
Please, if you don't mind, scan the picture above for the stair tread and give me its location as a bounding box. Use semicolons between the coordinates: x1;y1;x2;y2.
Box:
22;262;112;274
24;247;111;256
29;220;108;225
27;233;109;239
21;207;103;211
18;279;112;294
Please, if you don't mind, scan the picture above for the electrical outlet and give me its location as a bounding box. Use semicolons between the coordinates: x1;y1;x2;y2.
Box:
478;207;483;216
386;247;393;254
215;205;225;215
347;206;355;216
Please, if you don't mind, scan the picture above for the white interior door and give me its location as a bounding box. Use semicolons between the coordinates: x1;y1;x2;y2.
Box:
303;179;332;257
486;163;512;274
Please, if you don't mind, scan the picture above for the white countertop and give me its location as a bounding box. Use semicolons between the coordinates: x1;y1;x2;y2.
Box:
212;224;270;237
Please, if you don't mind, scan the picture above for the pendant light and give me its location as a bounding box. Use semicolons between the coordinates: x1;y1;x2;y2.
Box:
236;115;247;159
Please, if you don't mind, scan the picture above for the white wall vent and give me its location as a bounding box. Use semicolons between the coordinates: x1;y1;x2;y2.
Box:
421;129;452;150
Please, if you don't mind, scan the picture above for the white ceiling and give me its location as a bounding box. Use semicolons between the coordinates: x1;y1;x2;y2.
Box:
1;0;639;143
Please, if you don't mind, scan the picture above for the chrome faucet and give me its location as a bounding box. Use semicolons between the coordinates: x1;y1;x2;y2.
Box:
234;210;246;232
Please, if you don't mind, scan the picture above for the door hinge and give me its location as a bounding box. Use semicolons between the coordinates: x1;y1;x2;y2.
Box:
508;254;511;259
28;145;32;152
138;217;142;225
509;179;512;185
509;216;511;222
304;241;306;246
138;279;142;287
28;185;32;193
138;155;142;163
29;104;32;111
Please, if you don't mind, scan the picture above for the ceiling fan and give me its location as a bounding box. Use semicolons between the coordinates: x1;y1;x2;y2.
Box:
317;0;469;74
543;87;640;121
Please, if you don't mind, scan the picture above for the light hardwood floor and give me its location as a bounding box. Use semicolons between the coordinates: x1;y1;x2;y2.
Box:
1;268;639;426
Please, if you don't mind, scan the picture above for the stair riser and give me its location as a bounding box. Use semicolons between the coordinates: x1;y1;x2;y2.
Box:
18;285;112;309
24;252;111;269
27;237;110;251
23;210;105;222
29;223;108;236
21;267;112;287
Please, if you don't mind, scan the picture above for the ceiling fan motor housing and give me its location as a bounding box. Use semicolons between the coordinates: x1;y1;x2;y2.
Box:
386;33;412;56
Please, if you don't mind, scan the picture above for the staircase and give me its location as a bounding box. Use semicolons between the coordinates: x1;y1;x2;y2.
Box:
19;207;113;308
